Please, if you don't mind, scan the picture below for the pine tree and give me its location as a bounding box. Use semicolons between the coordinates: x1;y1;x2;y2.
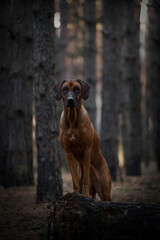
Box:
34;0;62;202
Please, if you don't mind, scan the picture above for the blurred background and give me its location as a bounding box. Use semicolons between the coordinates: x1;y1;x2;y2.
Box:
1;1;160;238
0;0;160;202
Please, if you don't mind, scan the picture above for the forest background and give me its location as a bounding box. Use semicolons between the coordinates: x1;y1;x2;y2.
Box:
1;0;160;239
0;0;160;204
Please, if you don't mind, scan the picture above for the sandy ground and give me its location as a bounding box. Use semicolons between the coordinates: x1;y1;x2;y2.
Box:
0;172;160;240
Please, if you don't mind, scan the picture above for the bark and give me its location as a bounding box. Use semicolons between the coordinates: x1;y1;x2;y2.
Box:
157;74;160;171
101;0;119;180
33;0;62;202
83;0;96;128
154;0;160;171
121;0;142;176
157;0;160;170
0;1;11;185
1;0;34;187
146;0;160;170
47;193;160;240
141;2;150;167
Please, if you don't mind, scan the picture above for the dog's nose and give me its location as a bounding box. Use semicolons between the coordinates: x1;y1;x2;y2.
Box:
67;95;74;105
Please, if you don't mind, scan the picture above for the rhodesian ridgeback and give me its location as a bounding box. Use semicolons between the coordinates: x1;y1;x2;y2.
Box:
53;79;111;201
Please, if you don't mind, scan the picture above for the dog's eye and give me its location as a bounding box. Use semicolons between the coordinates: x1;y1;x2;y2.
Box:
62;86;68;94
74;86;80;94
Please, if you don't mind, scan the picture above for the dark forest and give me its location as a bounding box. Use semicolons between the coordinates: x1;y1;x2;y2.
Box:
0;0;160;239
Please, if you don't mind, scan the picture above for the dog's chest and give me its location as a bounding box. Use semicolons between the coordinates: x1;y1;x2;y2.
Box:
69;133;75;141
61;127;86;157
67;128;82;146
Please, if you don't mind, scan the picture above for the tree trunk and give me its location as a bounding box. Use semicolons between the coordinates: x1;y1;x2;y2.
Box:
83;0;96;128
121;0;142;176
64;0;84;79
146;0;160;171
157;73;160;171
33;0;62;202
47;193;160;240
0;0;11;185
156;0;160;171
154;0;160;171
59;0;68;80
101;0;119;180
1;0;34;187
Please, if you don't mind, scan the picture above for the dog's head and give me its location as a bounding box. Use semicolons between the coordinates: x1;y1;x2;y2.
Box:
53;79;90;107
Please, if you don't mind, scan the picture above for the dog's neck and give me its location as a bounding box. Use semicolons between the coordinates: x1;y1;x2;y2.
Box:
64;104;82;129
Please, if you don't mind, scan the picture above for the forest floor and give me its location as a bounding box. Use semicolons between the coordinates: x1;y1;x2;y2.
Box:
0;171;160;240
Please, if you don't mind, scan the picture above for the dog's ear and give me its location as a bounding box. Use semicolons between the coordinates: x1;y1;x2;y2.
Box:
77;79;90;100
53;80;65;101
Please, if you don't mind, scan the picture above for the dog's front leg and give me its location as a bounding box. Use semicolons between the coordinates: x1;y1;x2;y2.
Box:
65;152;80;194
82;149;90;197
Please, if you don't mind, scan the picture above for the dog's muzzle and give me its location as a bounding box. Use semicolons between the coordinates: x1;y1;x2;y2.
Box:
65;93;77;107
67;95;74;105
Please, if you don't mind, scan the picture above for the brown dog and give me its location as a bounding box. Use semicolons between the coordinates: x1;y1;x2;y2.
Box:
53;79;111;201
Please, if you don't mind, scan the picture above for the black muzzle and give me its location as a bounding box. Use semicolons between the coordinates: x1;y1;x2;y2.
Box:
65;93;77;107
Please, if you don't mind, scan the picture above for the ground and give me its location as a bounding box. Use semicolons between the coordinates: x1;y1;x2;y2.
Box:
0;172;160;240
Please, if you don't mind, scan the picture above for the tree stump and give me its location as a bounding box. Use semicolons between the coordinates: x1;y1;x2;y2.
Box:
47;193;160;240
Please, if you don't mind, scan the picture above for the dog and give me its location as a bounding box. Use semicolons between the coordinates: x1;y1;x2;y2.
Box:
53;79;111;201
